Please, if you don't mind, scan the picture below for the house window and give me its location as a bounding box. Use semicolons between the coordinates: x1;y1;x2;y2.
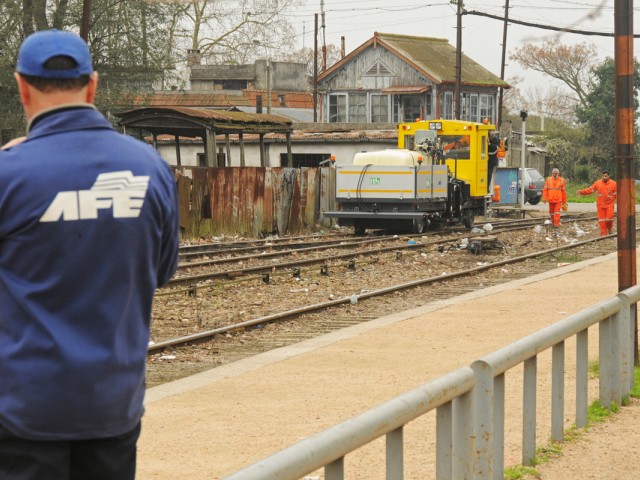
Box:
425;93;432;117
470;95;478;122
392;96;401;123
480;94;495;124
371;94;389;122
461;93;478;122
442;92;453;120
402;96;422;122
328;94;347;122
349;94;366;122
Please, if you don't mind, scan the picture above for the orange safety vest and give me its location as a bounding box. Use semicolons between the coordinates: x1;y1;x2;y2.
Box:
542;176;567;204
579;179;617;208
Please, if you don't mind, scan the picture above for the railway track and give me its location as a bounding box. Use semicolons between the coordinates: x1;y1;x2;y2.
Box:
170;214;595;286
146;218;620;386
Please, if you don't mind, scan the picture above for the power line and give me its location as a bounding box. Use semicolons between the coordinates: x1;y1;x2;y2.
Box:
463;9;640;37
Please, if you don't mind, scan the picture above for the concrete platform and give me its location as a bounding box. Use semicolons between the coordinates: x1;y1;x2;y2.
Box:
138;250;637;479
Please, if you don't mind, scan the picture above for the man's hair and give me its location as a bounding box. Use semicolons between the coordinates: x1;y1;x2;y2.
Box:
602;171;609;175
19;56;90;93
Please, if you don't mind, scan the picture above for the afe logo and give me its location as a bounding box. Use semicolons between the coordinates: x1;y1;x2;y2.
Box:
40;171;150;222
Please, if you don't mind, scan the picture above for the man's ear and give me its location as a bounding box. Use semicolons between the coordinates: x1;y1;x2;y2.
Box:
86;71;98;103
14;73;31;107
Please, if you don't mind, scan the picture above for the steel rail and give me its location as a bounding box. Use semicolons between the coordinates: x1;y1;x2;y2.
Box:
167;216;597;286
149;231;616;353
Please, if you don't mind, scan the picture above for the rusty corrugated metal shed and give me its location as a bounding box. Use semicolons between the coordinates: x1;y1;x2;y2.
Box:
318;32;509;89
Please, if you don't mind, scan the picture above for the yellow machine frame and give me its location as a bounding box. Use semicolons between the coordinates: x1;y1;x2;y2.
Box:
397;119;495;198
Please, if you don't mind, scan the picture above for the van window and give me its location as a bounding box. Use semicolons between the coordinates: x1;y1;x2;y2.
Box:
527;169;544;181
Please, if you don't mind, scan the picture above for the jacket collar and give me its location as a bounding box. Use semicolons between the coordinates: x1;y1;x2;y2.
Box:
27;104;110;138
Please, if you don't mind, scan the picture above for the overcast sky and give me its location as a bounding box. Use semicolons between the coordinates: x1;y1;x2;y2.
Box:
286;0;630;100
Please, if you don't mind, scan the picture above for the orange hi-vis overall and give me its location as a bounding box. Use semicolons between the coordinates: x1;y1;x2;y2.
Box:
542;176;567;226
579;179;617;236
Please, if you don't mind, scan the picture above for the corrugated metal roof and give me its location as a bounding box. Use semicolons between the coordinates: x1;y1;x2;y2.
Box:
132;93;252;107
381;85;432;94
234;106;314;123
116;106;293;136
319;32;509;88
152;129;397;144
131;91;313;110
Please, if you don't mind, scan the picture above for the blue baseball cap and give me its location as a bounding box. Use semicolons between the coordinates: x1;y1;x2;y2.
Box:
16;29;93;79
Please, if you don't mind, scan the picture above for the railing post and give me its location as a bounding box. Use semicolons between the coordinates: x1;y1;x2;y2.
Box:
325;458;344;480
576;329;589;428
386;427;403;479
600;317;613;408
522;356;537;465
492;373;505;480
551;341;565;442
471;360;494;480
611;306;623;405
452;391;474;478
436;402;453;480
616;293;633;398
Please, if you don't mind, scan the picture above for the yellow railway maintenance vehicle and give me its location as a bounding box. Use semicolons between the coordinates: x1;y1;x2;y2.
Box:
324;119;494;235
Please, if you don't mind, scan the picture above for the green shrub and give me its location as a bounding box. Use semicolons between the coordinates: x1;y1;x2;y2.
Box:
574;165;594;183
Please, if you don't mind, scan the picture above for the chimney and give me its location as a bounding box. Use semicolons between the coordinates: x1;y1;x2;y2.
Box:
187;49;202;67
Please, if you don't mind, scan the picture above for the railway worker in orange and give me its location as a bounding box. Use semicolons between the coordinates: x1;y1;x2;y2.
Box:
542;168;567;226
578;170;617;236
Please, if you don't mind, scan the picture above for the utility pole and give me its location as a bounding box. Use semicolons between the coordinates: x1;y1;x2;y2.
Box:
519;110;528;210
453;0;463;120
497;0;510;129
313;13;318;122
614;0;637;364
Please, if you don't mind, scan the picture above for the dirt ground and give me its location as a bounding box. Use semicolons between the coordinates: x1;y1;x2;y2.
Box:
138;250;639;479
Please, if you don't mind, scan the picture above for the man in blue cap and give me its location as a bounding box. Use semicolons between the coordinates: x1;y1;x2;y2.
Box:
0;29;179;479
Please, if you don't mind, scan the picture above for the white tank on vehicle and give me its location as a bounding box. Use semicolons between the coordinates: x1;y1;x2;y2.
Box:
352;149;423;166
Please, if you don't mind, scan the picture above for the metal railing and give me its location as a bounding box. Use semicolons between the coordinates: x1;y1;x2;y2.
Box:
225;286;639;480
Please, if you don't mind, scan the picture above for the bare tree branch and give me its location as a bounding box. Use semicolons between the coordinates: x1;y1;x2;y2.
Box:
510;39;597;108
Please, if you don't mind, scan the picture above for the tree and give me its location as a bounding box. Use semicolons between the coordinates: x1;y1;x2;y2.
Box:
0;0;188;135
510;39;598;108
181;0;300;65
279;44;343;80
575;57;640;175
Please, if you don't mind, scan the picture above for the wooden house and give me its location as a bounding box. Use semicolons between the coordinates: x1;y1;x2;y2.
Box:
316;32;509;125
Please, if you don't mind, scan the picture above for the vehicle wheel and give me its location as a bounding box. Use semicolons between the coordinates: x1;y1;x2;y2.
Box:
463;210;475;229
354;223;365;236
528;197;541;205
412;218;425;234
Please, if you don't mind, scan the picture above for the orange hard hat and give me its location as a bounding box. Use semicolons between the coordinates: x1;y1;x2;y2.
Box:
483;118;489;124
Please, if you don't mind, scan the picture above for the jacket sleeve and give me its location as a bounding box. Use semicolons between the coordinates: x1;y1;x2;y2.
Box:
562;179;567;203
578;182;596;196
542;179;548;201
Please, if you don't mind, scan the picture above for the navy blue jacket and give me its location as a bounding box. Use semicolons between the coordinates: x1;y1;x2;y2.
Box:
0;106;179;440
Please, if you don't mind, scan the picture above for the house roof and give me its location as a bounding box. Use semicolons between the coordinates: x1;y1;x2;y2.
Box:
318;32;509;88
132;93;253;108
116;106;293;137
151;128;397;144
131;91;314;111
